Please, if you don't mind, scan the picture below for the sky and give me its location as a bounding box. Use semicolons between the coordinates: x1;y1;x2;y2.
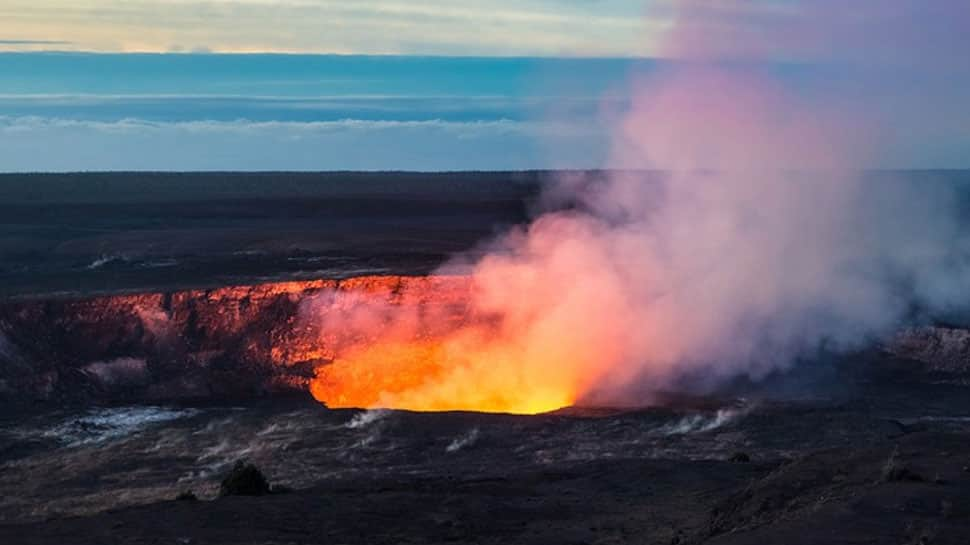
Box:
0;0;657;57
0;1;967;171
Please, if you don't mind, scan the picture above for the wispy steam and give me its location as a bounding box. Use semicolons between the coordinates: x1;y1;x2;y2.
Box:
654;407;750;436
345;409;390;430
445;428;480;453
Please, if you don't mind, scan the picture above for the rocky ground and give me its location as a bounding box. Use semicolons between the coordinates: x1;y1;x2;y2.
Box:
2;346;970;544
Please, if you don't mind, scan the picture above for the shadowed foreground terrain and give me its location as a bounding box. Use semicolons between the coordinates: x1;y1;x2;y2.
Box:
3;348;970;544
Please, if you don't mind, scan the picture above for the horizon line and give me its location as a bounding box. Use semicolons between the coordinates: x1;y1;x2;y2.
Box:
0;50;660;60
2;169;967;175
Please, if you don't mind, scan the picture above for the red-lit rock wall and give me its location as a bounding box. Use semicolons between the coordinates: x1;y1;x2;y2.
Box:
0;276;470;405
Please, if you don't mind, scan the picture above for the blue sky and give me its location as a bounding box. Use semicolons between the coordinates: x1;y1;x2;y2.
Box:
0;55;630;170
0;1;967;171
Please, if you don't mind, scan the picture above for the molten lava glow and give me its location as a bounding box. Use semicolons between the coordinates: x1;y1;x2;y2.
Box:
302;227;640;415
310;334;578;415
303;219;638;415
302;274;587;414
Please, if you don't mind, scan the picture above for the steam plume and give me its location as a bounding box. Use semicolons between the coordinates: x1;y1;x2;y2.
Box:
308;1;970;412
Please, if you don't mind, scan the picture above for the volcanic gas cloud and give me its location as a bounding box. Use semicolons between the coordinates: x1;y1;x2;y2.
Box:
307;1;970;414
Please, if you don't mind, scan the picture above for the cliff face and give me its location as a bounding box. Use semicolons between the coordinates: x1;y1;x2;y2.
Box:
0;276;471;406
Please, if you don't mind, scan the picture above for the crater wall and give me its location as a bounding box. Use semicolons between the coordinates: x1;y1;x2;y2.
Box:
0;275;471;406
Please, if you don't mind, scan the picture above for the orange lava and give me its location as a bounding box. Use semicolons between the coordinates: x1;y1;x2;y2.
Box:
303;275;582;414
310;336;577;414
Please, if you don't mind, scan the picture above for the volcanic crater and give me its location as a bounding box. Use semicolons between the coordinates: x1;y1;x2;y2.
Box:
3;172;970;544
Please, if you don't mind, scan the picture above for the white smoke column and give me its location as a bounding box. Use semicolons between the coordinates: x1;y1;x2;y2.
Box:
308;1;970;412
443;0;970;404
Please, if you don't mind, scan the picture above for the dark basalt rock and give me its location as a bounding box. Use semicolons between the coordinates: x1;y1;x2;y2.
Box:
219;461;271;497
175;490;198;502
881;447;925;483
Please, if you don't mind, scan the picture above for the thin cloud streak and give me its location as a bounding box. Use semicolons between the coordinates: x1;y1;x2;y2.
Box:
0;39;71;45
0;0;658;56
0;115;607;171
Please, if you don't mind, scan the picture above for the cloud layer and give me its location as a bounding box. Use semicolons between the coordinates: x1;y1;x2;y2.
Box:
0;0;653;56
0;116;605;171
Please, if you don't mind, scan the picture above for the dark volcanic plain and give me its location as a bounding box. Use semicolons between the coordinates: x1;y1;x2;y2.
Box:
0;171;542;298
2;172;970;545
